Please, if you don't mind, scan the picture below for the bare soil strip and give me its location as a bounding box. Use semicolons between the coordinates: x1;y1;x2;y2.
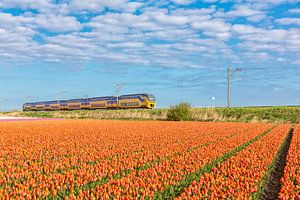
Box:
258;126;294;200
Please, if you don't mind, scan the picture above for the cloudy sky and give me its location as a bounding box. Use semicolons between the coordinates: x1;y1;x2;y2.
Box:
0;0;300;110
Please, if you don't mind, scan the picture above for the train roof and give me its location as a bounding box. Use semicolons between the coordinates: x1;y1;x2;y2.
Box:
120;93;153;97
88;96;115;100
67;98;85;102
24;100;65;105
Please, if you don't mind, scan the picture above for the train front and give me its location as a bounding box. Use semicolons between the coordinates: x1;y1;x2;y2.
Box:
23;103;31;111
147;94;156;108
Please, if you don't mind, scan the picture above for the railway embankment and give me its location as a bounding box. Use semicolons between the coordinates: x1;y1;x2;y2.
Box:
2;106;300;123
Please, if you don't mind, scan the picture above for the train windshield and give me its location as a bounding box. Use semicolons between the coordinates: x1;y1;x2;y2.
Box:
148;94;155;102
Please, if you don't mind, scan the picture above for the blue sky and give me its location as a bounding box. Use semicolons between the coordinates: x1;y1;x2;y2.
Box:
0;0;300;110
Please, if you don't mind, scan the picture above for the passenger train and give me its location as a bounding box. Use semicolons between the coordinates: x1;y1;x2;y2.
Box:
23;94;156;111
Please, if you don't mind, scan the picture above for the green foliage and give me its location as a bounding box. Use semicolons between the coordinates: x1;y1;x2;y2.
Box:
166;102;192;121
21;111;55;118
215;107;300;123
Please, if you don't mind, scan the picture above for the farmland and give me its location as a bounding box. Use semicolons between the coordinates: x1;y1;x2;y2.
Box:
279;125;300;199
0;120;298;199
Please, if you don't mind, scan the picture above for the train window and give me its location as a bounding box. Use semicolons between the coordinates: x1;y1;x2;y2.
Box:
148;94;155;102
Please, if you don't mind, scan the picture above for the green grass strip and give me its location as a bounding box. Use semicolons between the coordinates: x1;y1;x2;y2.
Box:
152;125;276;200
254;125;293;200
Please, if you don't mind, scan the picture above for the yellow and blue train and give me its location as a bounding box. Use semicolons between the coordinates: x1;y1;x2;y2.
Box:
23;93;156;111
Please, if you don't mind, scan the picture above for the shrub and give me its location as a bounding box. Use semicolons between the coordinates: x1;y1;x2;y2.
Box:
167;102;192;121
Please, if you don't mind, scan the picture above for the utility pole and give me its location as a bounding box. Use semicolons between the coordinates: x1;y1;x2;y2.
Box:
116;83;126;109
58;91;67;110
116;84;120;109
227;65;230;108
84;95;88;109
227;65;242;108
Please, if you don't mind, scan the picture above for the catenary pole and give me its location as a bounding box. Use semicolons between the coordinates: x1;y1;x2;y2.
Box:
227;64;230;108
58;91;67;111
116;83;120;109
227;65;242;108
116;83;126;109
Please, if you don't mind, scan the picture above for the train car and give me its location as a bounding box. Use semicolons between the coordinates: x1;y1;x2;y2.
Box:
36;102;46;111
23;93;156;111
88;96;115;109
30;103;37;111
49;101;60;110
59;100;68;110
118;94;156;109
23;103;33;111
66;99;84;110
45;101;52;111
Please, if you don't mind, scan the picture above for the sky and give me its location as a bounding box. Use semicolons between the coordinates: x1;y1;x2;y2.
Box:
0;0;300;110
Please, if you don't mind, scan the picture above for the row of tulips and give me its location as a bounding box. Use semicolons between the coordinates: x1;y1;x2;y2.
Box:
75;124;273;199
176;124;290;199
279;124;300;200
0;120;259;198
0;120;253;171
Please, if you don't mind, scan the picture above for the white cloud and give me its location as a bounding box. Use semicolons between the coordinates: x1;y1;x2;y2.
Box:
242;51;271;61
236;0;300;10
149;11;189;26
277;57;286;61
0;13;36;60
67;0;142;13
106;42;144;48
120;2;144;13
34;14;81;32
45;34;97;50
172;7;216;15
0;0;300;69
232;24;261;34
247;14;267;22
0;0;52;11
192;20;231;40
203;0;219;3
276;18;300;25
68;0;105;13
171;0;194;5
233;24;300;56
0;12;81;33
144;29;194;41
226;4;267;22
292;59;300;65
227;5;262;17
288;8;300;14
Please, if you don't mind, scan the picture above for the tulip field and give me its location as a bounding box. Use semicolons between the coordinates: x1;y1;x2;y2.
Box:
0;120;298;199
279;125;300;199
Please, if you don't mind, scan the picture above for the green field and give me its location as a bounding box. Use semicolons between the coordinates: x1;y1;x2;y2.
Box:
3;106;300;123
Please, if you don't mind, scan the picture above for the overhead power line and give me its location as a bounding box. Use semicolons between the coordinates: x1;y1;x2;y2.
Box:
227;64;242;108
